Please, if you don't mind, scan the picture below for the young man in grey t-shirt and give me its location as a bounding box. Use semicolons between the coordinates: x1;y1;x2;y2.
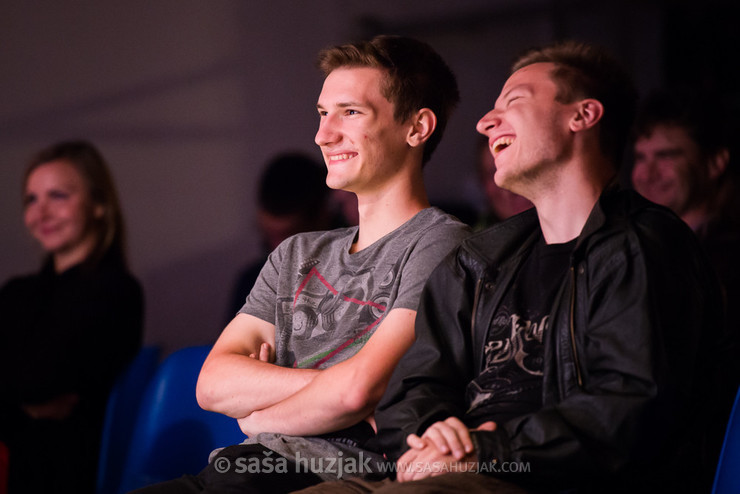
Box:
131;35;469;494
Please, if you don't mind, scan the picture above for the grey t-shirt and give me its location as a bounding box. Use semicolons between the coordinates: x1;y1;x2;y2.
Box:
233;207;470;480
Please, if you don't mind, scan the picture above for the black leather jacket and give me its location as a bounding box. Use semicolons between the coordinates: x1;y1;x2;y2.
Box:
374;188;724;492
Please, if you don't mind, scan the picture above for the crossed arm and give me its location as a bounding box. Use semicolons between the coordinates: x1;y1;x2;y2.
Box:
196;308;417;437
196;313;319;419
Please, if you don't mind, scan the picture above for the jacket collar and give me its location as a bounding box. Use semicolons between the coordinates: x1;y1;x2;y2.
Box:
573;182;620;253
465;183;629;268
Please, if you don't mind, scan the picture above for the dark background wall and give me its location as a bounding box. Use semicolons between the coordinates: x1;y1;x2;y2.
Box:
1;0;736;355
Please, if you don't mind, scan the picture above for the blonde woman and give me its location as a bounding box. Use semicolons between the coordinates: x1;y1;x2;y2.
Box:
0;140;143;494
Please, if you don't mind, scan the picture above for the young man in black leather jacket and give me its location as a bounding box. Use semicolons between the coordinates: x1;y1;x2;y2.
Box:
357;42;724;494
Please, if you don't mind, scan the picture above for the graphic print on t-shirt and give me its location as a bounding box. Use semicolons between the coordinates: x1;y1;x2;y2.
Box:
467;305;547;412
280;259;394;369
466;235;574;422
484;311;548;375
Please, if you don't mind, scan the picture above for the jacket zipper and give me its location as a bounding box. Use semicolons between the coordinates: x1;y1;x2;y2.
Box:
471;278;483;340
569;266;584;387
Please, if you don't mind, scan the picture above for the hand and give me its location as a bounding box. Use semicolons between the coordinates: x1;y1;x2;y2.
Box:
406;417;496;460
397;436;478;482
21;393;80;420
237;411;257;436
248;342;274;362
364;414;377;433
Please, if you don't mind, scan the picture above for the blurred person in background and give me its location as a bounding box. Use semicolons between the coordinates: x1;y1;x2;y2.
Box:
473;134;532;230
631;87;739;470
0;140;144;494
226;152;349;320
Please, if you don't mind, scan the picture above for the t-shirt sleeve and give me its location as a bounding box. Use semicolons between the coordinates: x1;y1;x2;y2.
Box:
391;218;470;312
238;240;286;325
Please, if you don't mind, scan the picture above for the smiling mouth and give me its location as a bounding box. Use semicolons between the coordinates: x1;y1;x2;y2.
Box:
492;137;514;156
38;225;61;236
328;153;356;162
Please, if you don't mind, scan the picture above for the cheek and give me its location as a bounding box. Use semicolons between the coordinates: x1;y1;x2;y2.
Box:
65;200;95;231
23;200;44;224
631;163;648;184
23;208;36;229
658;162;685;187
361;133;376;150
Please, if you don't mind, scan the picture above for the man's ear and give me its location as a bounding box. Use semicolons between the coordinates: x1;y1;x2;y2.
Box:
407;108;437;148
569;99;604;133
708;147;730;180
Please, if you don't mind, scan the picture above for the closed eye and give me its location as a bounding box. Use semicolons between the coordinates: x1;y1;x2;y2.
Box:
507;96;522;106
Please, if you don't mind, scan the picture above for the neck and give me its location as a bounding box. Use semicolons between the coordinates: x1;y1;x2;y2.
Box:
350;171;429;253
52;236;98;273
681;207;712;232
532;157;614;244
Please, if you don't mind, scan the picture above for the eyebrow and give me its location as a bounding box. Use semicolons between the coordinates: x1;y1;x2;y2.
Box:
316;101;367;111
500;83;533;101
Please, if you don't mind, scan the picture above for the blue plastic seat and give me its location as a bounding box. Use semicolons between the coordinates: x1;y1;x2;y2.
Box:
118;345;245;493
96;346;161;494
713;385;740;494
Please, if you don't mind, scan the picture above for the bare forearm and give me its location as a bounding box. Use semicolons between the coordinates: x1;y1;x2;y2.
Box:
239;370;376;436
240;309;417;436
197;313;319;418
196;352;319;418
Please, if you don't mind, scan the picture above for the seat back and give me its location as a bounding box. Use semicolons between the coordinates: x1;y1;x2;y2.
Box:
96;346;160;494
713;385;740;494
118;345;245;493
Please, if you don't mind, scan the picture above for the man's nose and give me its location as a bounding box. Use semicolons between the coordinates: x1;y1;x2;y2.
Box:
476;108;501;135
315;114;340;147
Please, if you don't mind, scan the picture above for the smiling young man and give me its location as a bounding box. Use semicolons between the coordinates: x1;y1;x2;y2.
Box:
301;41;725;494
130;35;469;494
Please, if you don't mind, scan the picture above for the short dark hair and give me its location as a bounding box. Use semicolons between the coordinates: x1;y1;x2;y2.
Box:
633;86;730;159
25;140;127;267
512;41;637;168
258;152;328;218
317;35;460;165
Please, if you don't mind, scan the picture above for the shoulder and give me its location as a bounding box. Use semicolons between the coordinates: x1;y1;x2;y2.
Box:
416;207;471;231
0;271;40;298
401;207;472;243
588;188;697;254
580;189;715;288
387;208;472;265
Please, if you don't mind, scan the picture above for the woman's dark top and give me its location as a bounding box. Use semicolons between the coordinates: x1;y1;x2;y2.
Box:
0;251;144;493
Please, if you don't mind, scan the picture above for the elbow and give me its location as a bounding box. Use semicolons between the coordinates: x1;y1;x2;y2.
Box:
195;358;253;418
195;372;216;412
339;381;384;417
195;359;227;413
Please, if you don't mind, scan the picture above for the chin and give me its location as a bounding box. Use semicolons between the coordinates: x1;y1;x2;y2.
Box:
35;239;60;253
